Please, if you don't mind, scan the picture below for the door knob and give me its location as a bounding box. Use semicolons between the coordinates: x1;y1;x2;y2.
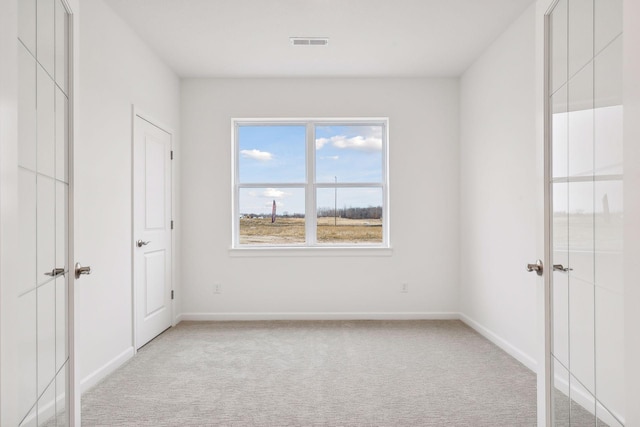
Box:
526;259;543;276
136;240;150;247
44;267;65;277
553;264;572;272
75;262;92;279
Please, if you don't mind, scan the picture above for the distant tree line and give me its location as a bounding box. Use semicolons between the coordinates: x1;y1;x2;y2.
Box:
317;206;382;219
241;213;304;219
242;206;382;220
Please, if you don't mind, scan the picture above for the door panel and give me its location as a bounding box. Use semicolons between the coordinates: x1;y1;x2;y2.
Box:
54;0;69;93
14;0;72;424
547;1;624;425
569;375;596;424
37;65;55;178
567;0;593;77
568;277;594;392
144;251;167;316
567;65;593;177
36;0;55;75
552;269;569;366
18;169;37;295
550;0;567;95
18;0;36;54
144;137;167;229
55;87;68;182
553;358;571;426
134;116;172;349
55;276;68;371
594;0;622;55
16;291;37;421
54;365;69;426
37;281;56;397
18;44;36;171
37;175;56;286
38;381;56;427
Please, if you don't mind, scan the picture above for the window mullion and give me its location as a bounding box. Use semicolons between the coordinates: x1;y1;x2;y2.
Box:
233;121;239;247
306;123;316;246
315;183;382;188
383;122;389;246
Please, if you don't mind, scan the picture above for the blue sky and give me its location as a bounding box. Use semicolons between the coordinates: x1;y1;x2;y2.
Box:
238;124;383;215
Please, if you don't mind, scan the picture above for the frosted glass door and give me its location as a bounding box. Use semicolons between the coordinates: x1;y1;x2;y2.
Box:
17;0;71;425
547;0;624;425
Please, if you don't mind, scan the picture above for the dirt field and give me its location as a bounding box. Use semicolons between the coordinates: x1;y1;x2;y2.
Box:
239;217;382;245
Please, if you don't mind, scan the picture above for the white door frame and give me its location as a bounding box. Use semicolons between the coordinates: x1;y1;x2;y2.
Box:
541;5;553;425
535;2;556;426
67;3;79;424
131;107;175;351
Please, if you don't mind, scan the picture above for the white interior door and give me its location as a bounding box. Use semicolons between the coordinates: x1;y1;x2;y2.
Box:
133;115;173;349
545;0;624;425
11;0;74;425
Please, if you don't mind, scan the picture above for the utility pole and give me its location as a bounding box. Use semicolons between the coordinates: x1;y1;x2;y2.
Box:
334;176;337;226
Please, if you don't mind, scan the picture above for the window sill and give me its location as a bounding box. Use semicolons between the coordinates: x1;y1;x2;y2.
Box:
229;246;393;257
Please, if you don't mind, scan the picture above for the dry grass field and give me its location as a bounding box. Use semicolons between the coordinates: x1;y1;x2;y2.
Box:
239;217;382;245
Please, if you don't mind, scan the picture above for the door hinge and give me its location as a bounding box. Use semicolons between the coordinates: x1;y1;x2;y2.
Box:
170;150;174;160
171;290;174;300
171;220;174;230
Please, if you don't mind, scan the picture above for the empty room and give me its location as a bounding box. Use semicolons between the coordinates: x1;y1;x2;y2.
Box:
1;0;639;425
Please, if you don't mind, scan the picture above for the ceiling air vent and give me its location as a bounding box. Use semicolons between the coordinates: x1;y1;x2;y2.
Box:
290;37;329;46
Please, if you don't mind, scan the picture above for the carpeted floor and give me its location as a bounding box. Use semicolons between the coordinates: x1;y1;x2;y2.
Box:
81;320;539;426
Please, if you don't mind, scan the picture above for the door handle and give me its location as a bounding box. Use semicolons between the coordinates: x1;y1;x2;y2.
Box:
553;264;572;272
136;240;150;248
75;262;92;279
526;259;543;276
44;267;65;277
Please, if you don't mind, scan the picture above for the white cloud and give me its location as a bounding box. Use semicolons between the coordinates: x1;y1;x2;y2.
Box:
316;138;330;150
333;135;382;151
262;188;290;199
240;149;273;161
320;155;340;160
366;126;383;139
316;135;382;152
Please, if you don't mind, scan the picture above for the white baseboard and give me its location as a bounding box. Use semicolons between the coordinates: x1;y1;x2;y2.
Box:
80;346;135;393
180;312;460;321
174;313;183;325
458;313;537;373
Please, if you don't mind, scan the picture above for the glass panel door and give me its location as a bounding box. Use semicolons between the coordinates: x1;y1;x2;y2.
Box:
17;0;71;425
547;0;624;425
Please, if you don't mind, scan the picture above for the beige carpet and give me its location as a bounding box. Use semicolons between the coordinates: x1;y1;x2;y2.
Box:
81;320;538;426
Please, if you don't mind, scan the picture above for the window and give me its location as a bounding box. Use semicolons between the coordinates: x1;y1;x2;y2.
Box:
232;119;389;248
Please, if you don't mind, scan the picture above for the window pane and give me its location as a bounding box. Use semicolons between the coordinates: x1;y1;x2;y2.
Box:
238;187;305;245
316;187;383;244
315;125;383;183
238;125;306;183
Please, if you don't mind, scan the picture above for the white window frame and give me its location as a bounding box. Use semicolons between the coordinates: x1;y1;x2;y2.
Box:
231;118;390;251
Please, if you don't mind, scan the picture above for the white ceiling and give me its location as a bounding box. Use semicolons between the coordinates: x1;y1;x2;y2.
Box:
103;0;535;78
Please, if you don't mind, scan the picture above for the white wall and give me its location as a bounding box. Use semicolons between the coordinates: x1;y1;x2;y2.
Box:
459;5;538;370
76;0;181;391
623;0;640;423
180;78;459;319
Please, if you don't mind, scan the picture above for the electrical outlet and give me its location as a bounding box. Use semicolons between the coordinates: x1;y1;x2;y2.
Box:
400;283;409;293
213;283;222;294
